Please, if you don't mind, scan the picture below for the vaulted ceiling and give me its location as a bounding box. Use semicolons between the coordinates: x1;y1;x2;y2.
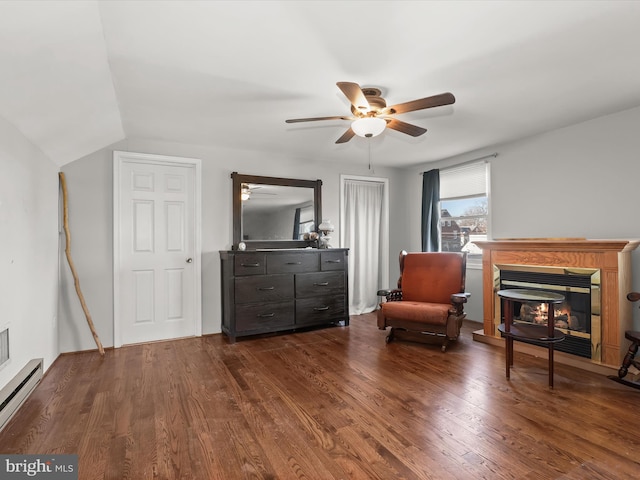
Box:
2;1;640;168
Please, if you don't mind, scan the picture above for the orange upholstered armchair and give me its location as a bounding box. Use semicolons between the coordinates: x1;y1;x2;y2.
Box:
377;251;470;351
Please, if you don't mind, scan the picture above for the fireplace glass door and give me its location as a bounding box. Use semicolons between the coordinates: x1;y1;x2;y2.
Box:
495;265;601;359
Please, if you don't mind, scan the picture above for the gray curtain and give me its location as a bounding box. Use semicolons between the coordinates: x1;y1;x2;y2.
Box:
421;169;440;252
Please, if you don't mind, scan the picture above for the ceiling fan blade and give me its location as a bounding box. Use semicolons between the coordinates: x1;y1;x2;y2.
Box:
385;92;455;115
335;128;356;144
286;115;351;123
385;118;427;137
336;82;371;113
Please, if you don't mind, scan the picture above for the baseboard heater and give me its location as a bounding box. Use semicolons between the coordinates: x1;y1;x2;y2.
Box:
0;358;43;431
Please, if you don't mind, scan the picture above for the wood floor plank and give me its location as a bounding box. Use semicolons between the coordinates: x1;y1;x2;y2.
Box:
1;314;640;479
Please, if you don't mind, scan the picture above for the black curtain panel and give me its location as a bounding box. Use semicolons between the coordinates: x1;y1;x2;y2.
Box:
293;207;301;240
421;169;440;252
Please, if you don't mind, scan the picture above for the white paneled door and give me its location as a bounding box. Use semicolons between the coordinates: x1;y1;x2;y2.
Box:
114;152;201;346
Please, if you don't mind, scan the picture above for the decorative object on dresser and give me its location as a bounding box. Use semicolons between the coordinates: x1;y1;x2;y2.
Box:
219;249;349;342
318;219;335;249
377;251;470;352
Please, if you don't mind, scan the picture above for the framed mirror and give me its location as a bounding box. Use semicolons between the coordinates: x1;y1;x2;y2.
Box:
231;172;322;249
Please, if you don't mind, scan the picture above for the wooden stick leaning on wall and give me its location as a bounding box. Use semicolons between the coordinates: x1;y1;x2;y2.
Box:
59;172;105;356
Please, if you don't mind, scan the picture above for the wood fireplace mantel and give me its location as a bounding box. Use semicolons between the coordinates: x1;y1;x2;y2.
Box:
474;238;640;371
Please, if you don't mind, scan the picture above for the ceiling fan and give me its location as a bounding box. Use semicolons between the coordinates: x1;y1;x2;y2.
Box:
285;82;455;144
241;183;277;201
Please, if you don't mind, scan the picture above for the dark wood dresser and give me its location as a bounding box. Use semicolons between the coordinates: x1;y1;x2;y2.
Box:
219;248;349;342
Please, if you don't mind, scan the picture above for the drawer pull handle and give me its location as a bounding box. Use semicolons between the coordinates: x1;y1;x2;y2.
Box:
286;261;302;265
241;263;261;267
314;282;330;286
313;306;330;312
257;286;275;291
257;313;275;318
326;259;341;263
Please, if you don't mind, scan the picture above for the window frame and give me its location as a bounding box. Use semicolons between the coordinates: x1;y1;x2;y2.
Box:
439;161;490;269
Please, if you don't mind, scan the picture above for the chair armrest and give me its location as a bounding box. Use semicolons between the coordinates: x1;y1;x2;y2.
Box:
378;289;403;302
449;292;470;316
451;292;471;304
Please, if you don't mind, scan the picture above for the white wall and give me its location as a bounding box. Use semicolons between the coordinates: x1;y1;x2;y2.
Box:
59;138;406;352
58;154;113;351
0;116;59;389
57;104;640;352
407;104;640;328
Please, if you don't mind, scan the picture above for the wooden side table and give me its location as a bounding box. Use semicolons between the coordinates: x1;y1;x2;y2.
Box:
497;289;566;388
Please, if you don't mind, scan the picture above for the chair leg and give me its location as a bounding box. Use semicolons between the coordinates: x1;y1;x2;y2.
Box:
608;332;640;389
441;338;450;352
385;328;395;344
618;338;639;379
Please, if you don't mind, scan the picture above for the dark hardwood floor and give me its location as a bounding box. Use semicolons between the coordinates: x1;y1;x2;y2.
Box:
1;313;639;479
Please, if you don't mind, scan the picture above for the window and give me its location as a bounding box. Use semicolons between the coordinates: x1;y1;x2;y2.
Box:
439;161;490;268
294;204;315;240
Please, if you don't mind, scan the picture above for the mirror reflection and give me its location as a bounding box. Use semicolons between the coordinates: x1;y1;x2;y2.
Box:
231;172;322;249
242;184;315;241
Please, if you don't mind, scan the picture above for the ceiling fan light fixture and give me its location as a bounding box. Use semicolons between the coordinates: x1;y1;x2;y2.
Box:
241;184;251;201
351;117;386;138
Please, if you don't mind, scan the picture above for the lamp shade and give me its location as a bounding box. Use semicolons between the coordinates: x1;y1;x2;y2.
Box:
318;219;334;232
351;117;386;138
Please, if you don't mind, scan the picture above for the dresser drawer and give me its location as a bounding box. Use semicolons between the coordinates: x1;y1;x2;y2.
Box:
268;252;319;274
320;250;347;271
295;271;345;298
234;253;266;276
235;302;295;332
235;275;294;304
295;295;346;325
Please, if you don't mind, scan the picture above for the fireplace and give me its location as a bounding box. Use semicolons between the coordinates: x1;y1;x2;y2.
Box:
474;239;640;371
495;264;600;360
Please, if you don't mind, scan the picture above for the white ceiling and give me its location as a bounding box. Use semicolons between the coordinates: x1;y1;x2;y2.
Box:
2;1;640;168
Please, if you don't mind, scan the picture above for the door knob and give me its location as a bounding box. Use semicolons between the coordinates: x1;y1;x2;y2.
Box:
186;258;193;263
